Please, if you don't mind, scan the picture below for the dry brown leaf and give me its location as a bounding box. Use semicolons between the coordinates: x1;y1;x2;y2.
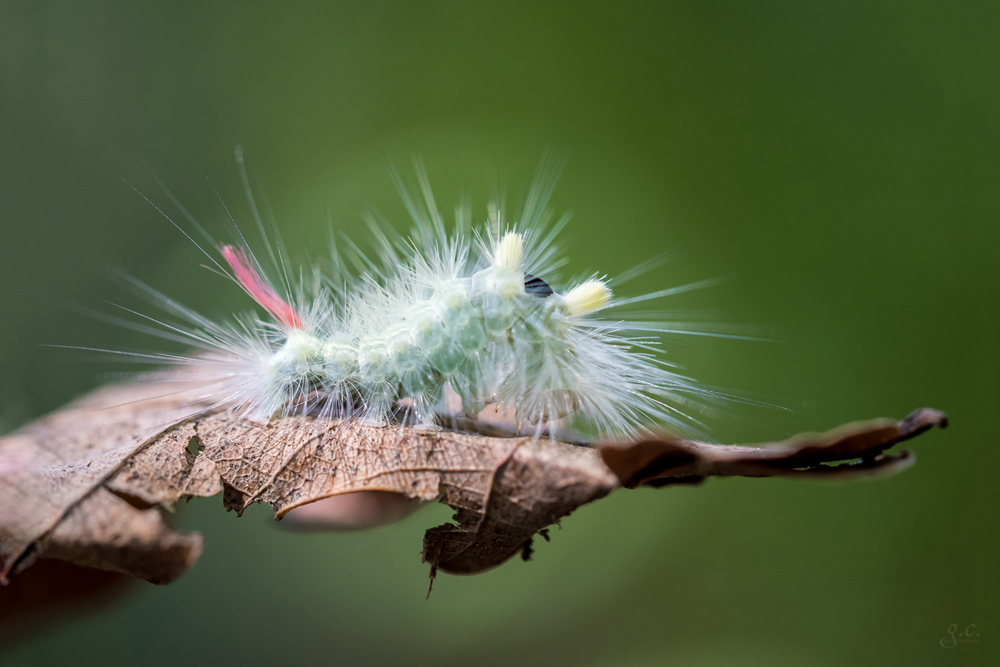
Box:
0;381;947;588
598;408;948;488
0;383;214;584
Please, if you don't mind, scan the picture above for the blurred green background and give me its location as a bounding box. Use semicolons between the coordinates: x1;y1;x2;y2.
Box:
0;1;995;665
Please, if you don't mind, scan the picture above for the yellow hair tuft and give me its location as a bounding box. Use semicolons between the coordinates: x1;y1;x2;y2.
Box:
494;232;524;270
564;279;612;316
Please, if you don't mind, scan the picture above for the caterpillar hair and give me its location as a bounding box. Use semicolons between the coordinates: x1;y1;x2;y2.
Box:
95;151;748;441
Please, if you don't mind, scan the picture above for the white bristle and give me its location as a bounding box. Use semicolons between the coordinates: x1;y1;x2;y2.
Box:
111;155;734;439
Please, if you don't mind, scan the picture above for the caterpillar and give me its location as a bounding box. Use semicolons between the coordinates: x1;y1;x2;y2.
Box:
107;152;734;440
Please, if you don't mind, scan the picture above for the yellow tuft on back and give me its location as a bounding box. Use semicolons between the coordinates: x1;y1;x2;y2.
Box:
564;279;612;316
494;232;524;270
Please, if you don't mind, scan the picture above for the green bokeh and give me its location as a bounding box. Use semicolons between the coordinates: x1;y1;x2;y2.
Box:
0;1;995;665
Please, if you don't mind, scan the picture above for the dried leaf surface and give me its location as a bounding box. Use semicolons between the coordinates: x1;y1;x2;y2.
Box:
0;380;947;587
0;383;212;583
598;408;948;488
44;488;202;585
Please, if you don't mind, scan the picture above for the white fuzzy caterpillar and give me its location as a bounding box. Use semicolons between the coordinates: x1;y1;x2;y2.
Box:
114;155;734;439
